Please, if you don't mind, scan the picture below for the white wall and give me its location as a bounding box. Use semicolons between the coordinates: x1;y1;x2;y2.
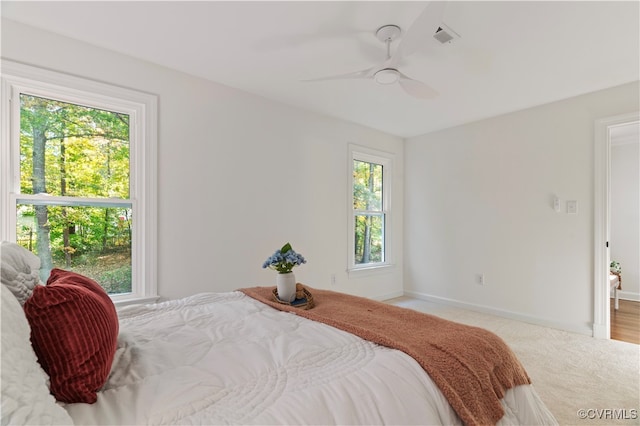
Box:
1;19;404;301
404;82;640;334
611;136;640;301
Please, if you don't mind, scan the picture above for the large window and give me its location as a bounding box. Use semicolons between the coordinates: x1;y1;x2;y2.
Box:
349;146;392;270
1;61;157;303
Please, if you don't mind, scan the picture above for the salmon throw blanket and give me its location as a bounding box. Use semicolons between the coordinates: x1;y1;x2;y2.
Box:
240;286;531;426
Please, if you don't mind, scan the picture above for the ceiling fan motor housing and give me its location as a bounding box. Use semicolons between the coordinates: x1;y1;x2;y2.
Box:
374;68;400;85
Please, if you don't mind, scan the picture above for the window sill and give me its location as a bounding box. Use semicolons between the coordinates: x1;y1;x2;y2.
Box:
348;263;395;278
113;295;159;308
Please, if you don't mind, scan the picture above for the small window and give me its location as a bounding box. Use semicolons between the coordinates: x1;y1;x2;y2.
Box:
349;146;392;270
2;61;157;303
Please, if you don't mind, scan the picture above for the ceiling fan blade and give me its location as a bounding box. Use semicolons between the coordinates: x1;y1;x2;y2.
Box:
301;66;376;82
398;72;438;99
388;1;446;67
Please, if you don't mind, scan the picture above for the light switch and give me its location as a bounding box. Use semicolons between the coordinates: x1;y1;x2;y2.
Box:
567;200;578;214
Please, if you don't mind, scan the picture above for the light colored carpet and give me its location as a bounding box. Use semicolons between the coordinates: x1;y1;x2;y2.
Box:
388;297;640;426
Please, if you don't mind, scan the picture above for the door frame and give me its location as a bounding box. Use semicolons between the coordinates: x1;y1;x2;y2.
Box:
593;111;639;339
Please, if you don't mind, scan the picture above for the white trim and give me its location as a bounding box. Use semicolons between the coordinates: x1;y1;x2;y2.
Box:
1;69;14;238
347;262;395;279
14;194;132;208
616;291;640;302
593;112;639;339
113;295;159;308
611;136;639;147
372;290;404;301
405;290;593;336
610;123;639;146
1;60;157;303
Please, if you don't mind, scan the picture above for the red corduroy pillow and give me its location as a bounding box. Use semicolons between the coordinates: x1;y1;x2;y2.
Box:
23;268;119;404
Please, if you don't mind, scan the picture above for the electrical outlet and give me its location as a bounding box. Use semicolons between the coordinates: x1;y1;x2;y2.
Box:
331;273;336;286
476;273;484;285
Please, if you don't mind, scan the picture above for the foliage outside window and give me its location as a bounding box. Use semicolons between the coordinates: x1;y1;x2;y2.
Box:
350;146;391;269
18;95;132;293
1;61;157;303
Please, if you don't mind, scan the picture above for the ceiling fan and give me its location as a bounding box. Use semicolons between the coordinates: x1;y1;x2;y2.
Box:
302;2;445;99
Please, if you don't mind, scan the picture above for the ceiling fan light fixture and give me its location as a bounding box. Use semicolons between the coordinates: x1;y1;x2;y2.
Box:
374;68;400;85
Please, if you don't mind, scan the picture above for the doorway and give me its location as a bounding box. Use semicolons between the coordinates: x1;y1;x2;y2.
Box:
593;112;640;339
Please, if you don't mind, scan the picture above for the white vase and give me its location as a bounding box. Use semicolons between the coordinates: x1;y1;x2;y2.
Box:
276;272;296;302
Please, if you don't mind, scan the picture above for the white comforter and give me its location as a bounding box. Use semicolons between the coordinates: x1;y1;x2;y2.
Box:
65;292;556;425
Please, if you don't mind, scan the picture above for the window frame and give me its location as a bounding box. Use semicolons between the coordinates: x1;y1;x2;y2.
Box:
348;144;393;272
1;60;158;305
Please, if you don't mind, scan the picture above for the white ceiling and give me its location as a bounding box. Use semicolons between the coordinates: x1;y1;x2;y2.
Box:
2;1;639;138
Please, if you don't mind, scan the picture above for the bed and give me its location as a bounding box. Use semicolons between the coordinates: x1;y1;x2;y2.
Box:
610;271;621;310
1;241;557;425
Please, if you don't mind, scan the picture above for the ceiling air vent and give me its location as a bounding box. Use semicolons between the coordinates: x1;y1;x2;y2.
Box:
433;23;460;44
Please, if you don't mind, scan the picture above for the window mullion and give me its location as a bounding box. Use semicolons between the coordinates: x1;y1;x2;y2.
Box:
15;194;132;208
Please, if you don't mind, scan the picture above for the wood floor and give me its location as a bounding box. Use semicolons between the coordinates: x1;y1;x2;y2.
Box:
610;299;640;344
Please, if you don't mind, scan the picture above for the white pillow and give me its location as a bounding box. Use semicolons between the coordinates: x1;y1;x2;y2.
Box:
0;241;42;305
1;284;73;425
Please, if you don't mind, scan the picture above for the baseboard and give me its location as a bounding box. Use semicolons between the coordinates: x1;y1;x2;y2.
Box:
404;290;593;336
374;290;404;301
592;322;609;339
616;291;640;302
